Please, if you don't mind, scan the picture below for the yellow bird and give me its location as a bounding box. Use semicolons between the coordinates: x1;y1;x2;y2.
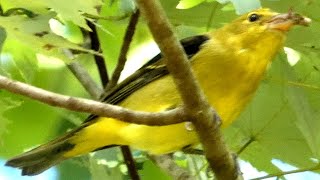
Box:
6;8;310;175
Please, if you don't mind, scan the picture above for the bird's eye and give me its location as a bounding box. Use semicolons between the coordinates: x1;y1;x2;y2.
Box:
248;13;260;22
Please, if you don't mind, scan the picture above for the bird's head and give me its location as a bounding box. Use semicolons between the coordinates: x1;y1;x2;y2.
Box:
226;8;311;34
214;8;311;55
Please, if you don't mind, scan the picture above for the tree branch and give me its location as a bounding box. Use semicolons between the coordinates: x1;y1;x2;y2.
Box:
0;75;187;125
105;10;140;90
135;0;240;179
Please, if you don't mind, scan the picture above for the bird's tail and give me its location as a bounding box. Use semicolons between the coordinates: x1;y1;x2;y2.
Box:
5;125;82;176
5;117;125;176
6;141;73;175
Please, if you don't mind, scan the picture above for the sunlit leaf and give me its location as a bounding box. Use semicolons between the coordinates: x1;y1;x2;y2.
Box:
160;0;237;29
1;0;103;29
229;0;261;14
1;38;38;82
49;19;84;44
0;14;99;62
176;0;206;9
284;47;301;66
0;0;48;14
39;0;102;29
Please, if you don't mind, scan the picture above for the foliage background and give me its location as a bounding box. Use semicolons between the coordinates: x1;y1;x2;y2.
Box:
0;0;319;179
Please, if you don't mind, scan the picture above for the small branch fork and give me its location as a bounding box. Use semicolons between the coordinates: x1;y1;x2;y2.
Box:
105;10;140;91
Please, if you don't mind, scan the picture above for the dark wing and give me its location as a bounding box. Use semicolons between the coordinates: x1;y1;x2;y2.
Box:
85;34;209;122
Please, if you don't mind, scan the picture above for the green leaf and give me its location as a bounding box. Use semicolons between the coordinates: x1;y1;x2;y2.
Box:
50;19;84;44
229;0;261;14
140;160;171;180
0;95;22;142
285;52;320;158
161;0;237;29
176;0;206;9
225;57;318;175
40;0;102;29
1;38;38;82
0;14;100;62
0;0;48;14
1;0;103;29
286;74;320;157
0;27;7;53
0;64;91;158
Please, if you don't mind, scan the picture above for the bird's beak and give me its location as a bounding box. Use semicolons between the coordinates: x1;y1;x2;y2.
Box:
267;10;311;32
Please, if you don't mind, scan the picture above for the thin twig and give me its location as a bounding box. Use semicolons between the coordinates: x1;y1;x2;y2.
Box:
63;49;103;99
87;21;109;87
67;62;103;100
105;10;140;90
83;13;130;21
120;146;140;180
135;0;240;179
149;154;192;180
250;164;320;180
0;75;187;125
